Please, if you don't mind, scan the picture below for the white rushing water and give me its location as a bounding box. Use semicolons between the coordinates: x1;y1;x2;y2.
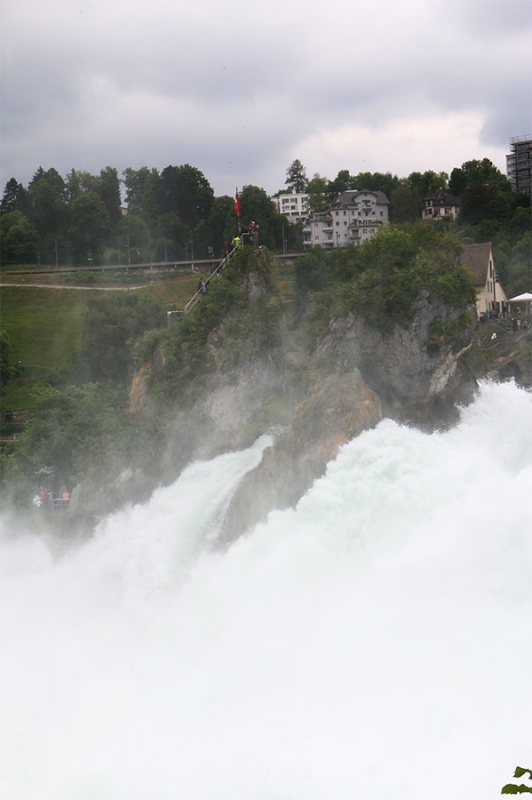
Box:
1;381;531;800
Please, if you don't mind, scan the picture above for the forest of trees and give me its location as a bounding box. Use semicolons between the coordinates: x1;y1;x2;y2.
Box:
0;165;303;268
1;155;530;295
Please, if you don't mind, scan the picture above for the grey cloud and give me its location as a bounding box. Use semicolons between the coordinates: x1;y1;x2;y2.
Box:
1;0;530;194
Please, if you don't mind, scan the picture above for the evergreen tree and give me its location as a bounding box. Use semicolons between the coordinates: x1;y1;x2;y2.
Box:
285;159;308;192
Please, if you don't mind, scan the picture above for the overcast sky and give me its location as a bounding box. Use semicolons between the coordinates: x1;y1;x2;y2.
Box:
1;0;531;200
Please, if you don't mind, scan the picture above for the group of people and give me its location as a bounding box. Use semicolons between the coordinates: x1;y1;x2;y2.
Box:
223;220;260;257
39;485;70;510
241;220;260;248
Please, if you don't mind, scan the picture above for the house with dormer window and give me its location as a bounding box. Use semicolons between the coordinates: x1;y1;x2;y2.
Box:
303;189;390;249
462;242;508;318
422;190;460;221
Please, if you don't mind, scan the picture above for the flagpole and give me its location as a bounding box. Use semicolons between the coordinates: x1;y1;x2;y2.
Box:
234;187;241;233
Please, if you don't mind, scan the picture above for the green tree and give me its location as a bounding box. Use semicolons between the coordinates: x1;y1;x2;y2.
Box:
0;211;39;263
285;159;308;192
294;248;330;313
65;169;100;200
154;212;191;259
327;169;352;200
97;166;122;227
459;181;513;227
390;180;423;223
206;195;236;256
350;171;399;198
300;223;476;341
158;164;214;228
239;185;282;249
0;330;17;388
1;178;31;217
306;173;330;213
449;158;508;196
7;382;126;490
28;167;67;199
68;191;110;264
408;170;449;198
28;174;69;263
117;214;152;262
122;166;161;229
73;293;166;384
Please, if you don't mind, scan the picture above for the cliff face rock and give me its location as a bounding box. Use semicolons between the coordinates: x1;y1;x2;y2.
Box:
218;370;381;543
218;291;477;541
317;291;477;428
194;359;288;451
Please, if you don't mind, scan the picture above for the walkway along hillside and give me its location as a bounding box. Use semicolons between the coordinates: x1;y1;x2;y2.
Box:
167;243;240;322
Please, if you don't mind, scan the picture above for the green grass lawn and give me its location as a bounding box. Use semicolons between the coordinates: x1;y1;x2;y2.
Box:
0;274;202;411
1;260;295;414
2;285;88;371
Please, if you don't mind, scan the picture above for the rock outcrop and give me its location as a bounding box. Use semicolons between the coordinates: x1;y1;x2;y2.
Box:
317;291;477;429
217;290;477;542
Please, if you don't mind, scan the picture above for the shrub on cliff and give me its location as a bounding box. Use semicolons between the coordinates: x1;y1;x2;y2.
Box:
303;223;476;345
162;247;281;396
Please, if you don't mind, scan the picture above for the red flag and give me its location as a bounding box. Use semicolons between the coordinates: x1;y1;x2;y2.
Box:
234;190;241;217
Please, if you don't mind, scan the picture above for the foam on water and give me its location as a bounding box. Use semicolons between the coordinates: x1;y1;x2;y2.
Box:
1;382;531;799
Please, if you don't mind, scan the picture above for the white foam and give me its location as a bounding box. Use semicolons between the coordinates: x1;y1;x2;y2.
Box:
1;384;530;799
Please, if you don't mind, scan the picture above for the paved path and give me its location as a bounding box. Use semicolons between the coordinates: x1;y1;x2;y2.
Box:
1;282;146;291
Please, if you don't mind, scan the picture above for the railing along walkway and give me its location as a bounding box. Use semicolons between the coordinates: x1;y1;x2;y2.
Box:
167;246;238;321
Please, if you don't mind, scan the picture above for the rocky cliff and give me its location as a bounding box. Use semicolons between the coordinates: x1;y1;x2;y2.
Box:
214;286;478;542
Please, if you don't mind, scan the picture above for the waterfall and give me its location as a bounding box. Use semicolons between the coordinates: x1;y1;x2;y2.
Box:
1;382;531;799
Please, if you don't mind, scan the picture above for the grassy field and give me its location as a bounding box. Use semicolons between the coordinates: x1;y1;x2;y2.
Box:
0;270;200;412
1;259;296;413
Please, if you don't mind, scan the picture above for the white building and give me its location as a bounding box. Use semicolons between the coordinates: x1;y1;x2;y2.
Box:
273;190;310;222
303;189;390;249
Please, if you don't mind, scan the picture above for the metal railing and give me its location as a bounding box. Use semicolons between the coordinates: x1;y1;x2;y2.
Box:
183;246;238;315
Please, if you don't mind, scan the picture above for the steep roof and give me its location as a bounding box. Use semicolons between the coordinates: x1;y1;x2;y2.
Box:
424;189;460;206
462;242;493;286
334;189;390;207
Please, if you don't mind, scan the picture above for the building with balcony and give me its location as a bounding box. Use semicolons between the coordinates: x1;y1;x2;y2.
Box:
303;189;390;249
273;190;310;222
506;136;532;198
